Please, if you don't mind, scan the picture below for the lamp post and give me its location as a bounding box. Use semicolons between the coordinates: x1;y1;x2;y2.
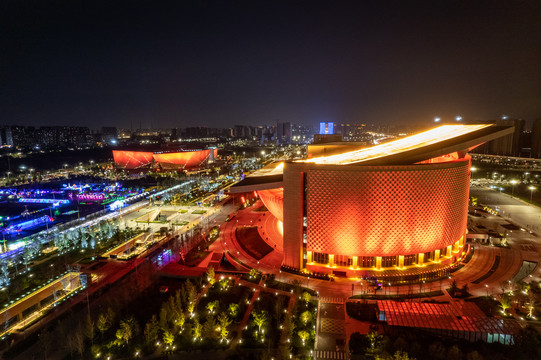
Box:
529;186;536;202
510;180;518;195
470;166;477;180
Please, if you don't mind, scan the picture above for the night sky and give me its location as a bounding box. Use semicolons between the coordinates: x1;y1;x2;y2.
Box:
2;0;541;129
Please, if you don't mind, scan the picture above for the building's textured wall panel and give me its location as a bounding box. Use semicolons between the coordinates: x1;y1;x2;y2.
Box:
306;160;470;256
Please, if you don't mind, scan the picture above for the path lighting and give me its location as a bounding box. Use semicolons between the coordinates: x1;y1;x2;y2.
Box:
511;180;518;195
529;186;536;202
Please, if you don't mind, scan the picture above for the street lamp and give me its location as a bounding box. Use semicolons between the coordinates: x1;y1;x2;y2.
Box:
510;180;518;195
529;186;536;202
470;166;477;180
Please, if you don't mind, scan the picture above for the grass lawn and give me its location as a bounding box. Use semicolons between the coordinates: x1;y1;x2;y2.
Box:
173;221;190;226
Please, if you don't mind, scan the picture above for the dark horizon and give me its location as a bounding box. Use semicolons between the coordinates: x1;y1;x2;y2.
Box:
2;0;541;129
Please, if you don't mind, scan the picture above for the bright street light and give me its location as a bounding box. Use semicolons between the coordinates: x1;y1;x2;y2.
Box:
455;116;462;121
529;186;536;202
434;117;441;122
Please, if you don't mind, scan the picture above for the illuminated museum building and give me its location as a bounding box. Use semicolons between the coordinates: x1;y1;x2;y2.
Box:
112;148;217;171
232;124;512;276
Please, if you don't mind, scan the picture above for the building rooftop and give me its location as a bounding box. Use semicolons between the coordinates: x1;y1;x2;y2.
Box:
377;300;521;336
230;124;513;192
299;124;512;166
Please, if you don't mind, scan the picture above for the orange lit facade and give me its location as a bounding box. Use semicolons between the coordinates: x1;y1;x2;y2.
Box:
112;148;216;170
112;150;154;169
231;124;514;276
281;158;469;275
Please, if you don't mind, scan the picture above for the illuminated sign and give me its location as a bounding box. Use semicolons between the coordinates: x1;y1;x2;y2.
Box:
76;194;104;201
18;198;70;205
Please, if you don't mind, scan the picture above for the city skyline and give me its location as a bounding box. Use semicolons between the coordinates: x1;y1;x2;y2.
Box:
2;1;541;129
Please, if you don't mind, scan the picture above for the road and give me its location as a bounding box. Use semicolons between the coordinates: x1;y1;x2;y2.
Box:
471;186;541;233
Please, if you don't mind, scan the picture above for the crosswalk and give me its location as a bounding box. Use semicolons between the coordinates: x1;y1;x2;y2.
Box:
319;297;345;304
314;350;348;359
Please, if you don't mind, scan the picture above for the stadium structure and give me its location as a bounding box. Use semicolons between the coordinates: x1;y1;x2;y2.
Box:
230;124;513;276
112;148;217;171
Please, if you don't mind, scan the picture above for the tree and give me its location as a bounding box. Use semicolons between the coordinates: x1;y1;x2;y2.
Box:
202;315;218;339
85;313;95;344
300;310;312;325
428;341;446;360
301;291;312;303
500;293;511;315
253;310;268;333
97;310;113;337
186;280;197;314
298;330;310;344
447;345;463;360
144;315;160;345
219;278;229;291
163;330;175;346
367;331;381;351
206;266;216;285
249;268;260;279
393;337;408;352
159;303;169;331
73;324;86;357
526;292;536;318
207;300;219;314
174;302;186;330
218;312;232;341
193;318;202;340
116;317;135;345
228;303;240;319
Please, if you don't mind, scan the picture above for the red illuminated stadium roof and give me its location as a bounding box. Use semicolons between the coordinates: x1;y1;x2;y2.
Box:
113;149;214;169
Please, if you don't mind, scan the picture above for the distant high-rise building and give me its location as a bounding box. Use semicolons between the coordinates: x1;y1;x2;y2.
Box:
470;119;524;156
276;122;292;144
36;126;90;148
532;119;541;159
319;122;334;135
0;126;33;148
101;126;118;144
234;125;257;139
339;123;366;141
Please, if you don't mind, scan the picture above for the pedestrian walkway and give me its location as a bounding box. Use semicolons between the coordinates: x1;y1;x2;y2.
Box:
314;350;349;359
